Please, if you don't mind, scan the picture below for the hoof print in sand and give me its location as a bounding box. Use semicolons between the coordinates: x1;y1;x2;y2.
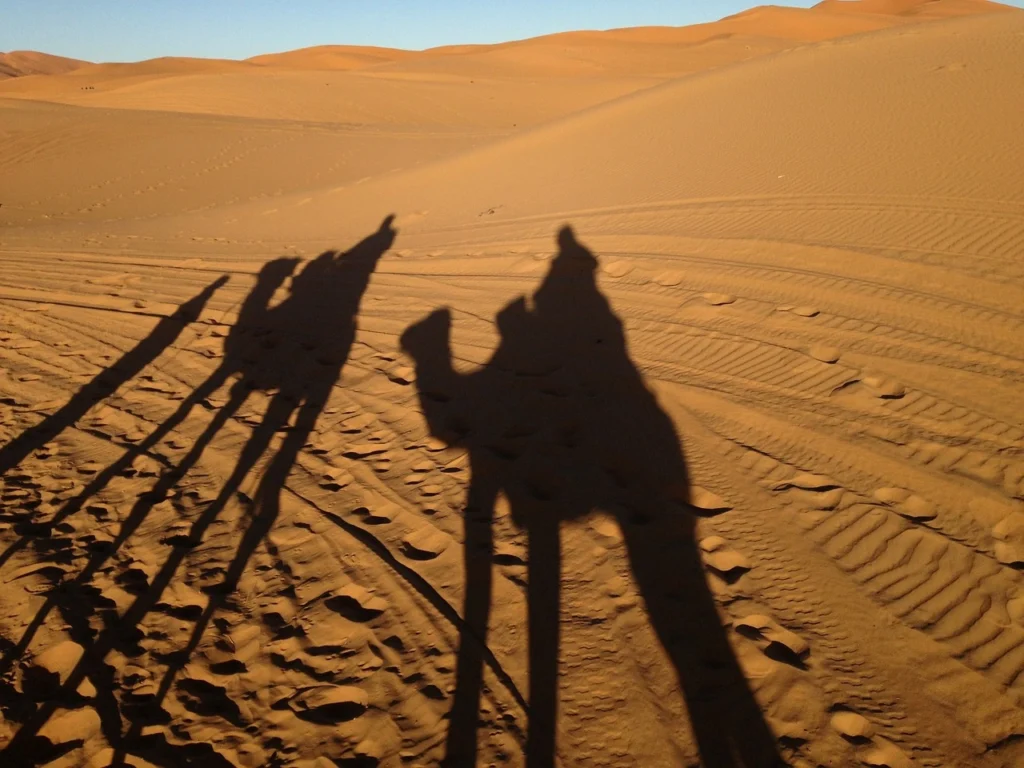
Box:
831;710;875;741
352;504;397;525
992;511;1024;565
861;739;912;768
772;472;839;492
602;260;632;278
689;486;732;516
735;614;809;666
859;374;905;399
700;536;750;579
590;518;624;546
873;487;936;521
326;583;389;621
493;543;527;566
418;483;444;497
156;581;207;619
654;271;683;286
211;625;262;669
27;640;86;691
402;526;449;560
38;706;102;748
702;292;736;306
809;344;841;363
832;711;912;768
342;442;389;459
776;304;819;317
287;685;368;723
772;473;844;510
319;467;353;491
386;365;416;385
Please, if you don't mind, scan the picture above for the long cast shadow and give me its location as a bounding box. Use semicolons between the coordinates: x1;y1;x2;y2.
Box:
0;216;396;765
0;277;226;481
401;226;782;767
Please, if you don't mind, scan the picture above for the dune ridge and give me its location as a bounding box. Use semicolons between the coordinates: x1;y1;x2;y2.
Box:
0;51;89;80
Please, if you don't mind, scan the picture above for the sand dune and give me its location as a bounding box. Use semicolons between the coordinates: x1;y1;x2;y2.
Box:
2;0;1011;118
248;45;414;71
0;51;88;80
1;1;1023;767
815;0;1012;17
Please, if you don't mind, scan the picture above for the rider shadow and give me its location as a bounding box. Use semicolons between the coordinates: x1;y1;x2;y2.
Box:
401;226;782;767
0;216;396;764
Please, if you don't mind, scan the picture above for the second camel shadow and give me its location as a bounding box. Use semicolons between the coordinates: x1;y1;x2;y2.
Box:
401;226;782;768
1;215;396;765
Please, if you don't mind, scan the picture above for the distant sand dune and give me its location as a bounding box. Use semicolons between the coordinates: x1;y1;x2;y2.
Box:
0;50;88;80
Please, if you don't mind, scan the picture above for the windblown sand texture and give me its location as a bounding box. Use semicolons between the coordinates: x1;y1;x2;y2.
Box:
1;1;1023;766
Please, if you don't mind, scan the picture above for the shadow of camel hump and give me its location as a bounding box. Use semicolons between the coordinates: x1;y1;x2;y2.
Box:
0;216;396;766
401;226;783;767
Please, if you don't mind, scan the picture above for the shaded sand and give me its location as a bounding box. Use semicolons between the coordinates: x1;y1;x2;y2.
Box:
0;51;87;80
1;1;1023;766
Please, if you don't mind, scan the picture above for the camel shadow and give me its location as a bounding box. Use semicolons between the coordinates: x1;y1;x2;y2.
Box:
401;226;782;767
0;216;396;765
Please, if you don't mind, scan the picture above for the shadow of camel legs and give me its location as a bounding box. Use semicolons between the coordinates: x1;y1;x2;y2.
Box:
0;255;303;674
0;254;304;579
1;217;396;765
402;226;783;767
0;276;227;479
0;279;231;575
442;474;499;765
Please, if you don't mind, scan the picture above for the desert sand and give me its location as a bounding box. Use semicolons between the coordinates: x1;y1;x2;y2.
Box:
1;0;1023;765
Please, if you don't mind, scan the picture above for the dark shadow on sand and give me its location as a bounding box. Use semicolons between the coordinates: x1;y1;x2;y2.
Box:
401;226;783;767
0;216;396;766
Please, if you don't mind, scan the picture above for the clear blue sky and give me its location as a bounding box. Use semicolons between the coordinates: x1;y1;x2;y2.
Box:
0;0;999;63
3;1;1021;62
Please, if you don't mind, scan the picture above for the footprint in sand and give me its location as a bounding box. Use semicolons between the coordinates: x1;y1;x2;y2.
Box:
734;614;810;666
602;260;632;278
771;472;845;510
861;738;912;768
690;485;732;514
319;467;353;491
809;344;841;363
654;271;684;287
287;685;369;723
702;292;736;306
342;442;389;459
832;712;912;768
831;710;875;741
991;510;1024;564
873;487;936;521
352;504;398;525
860;374;905;399
386;365;415;385
401;525;449;560
418;483;444;497
777;304;819;317
325;583;389;621
700;535;750;579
